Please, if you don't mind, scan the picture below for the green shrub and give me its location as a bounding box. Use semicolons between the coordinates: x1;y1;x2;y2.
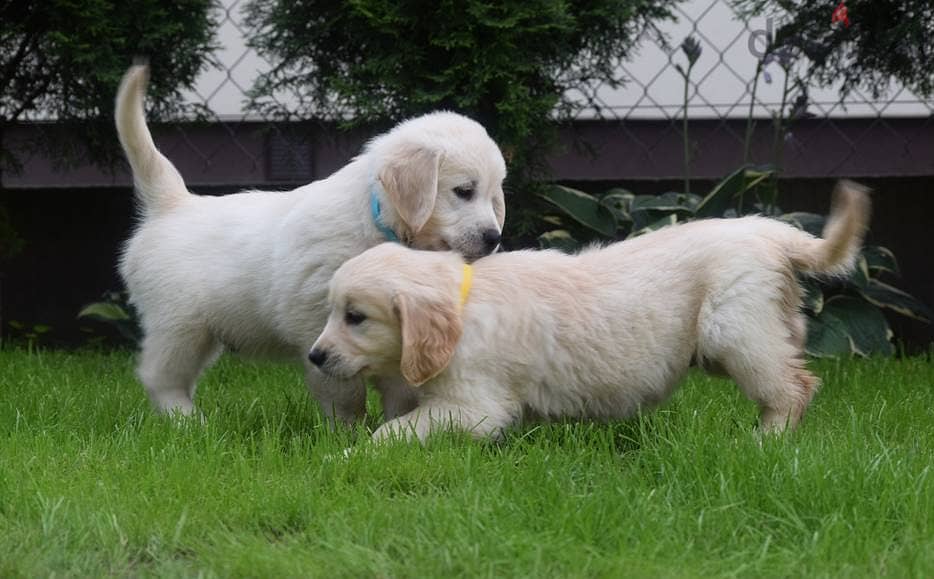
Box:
244;0;678;228
0;0;219;172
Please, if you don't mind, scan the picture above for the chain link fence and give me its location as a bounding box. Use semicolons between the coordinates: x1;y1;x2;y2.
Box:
566;0;934;178
7;0;933;188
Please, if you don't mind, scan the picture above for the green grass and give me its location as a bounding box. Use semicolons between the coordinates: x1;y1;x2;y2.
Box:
0;349;932;578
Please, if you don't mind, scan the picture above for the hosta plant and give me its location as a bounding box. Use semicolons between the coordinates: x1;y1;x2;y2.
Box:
77;291;141;345
537;167;931;357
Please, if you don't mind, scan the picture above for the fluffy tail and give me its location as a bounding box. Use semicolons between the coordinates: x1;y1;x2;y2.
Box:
787;180;871;276
115;64;189;214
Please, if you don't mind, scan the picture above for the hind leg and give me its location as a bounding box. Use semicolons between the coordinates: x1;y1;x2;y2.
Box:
701;295;818;433
719;341;818;432
747;310;820;431
137;326;221;416
753;359;818;432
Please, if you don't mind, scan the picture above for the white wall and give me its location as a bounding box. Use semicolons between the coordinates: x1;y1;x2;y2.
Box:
187;0;931;121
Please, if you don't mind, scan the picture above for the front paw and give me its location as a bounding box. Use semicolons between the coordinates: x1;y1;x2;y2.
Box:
323;446;359;461
372;418;419;443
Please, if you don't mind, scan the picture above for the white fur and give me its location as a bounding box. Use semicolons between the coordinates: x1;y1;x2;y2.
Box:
311;182;870;441
115;65;507;422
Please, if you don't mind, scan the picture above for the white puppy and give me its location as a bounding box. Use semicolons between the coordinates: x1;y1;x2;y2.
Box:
310;182;870;441
115;65;507;422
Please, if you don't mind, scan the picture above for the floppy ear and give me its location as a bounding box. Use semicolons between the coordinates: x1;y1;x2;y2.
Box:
394;291;462;386
378;144;442;234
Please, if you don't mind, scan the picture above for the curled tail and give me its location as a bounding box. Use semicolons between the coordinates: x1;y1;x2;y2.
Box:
787;180;871;276
115;64;189;214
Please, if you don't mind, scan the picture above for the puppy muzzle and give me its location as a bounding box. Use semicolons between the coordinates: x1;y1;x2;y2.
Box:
308;347;328;368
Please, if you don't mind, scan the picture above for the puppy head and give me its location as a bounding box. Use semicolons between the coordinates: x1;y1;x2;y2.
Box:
370;112;506;260
309;244;463;386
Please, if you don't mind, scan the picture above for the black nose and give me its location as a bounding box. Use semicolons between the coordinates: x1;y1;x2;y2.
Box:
481;229;501;252
308;348;328;367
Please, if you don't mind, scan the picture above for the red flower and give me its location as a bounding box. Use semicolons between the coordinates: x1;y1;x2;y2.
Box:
831;1;851;28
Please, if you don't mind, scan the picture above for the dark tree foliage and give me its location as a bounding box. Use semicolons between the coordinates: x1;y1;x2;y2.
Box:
245;0;676;190
735;0;934;98
0;0;219;173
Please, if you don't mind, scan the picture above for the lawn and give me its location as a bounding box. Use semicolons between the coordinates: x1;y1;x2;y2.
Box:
1;348;932;578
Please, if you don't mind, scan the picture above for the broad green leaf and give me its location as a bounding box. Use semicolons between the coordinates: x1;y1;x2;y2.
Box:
32;324;51;334
821;295;894;357
539;185;617;237
780;212;825;236
539;215;563;227
681;192;704;209
629;192;700;213
628;192;698;231
750;201;783;216
862;245;900;277
538;230;580;253
630;214;678;237
78;302;131;322
694;166;774;218
601;189;635;223
602;188;635;207
846;255;870;289
801;278;824;315
628;195;658;213
858;279;933;323
805;311;852;357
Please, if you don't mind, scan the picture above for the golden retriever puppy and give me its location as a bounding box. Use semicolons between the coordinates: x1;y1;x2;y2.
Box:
309;182;869;441
115;65;506;423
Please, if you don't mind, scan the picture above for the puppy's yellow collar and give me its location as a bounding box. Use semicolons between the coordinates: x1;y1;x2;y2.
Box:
459;264;473;309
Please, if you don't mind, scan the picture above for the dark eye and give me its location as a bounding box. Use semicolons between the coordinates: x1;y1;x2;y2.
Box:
344;310;366;326
453;185;475;201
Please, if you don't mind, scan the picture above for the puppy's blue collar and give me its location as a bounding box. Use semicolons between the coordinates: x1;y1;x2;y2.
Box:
370;183;400;243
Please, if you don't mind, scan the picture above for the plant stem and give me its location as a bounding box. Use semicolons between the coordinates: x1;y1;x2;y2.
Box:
743;62;762;166
769;67;791;215
682;66;692;196
739;61;764;215
772;67;791;172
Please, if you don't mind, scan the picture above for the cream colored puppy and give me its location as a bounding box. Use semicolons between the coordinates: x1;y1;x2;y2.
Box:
115;65;506;422
310;182;869;441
